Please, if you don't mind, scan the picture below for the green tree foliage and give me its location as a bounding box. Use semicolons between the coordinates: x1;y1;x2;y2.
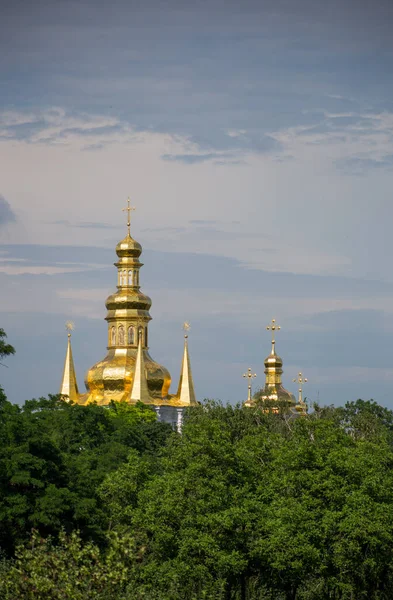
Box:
0;328;15;367
0;393;172;557
2;395;393;599
0;529;135;600
104;401;393;599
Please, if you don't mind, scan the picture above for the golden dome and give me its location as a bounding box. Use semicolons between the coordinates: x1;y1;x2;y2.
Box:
115;233;142;259
264;351;283;369
83;351;171;405
255;343;295;406
80;221;172;406
105;288;152;312
244;321;296;409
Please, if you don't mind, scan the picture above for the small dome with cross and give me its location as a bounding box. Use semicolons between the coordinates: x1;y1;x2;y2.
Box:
116;233;142;258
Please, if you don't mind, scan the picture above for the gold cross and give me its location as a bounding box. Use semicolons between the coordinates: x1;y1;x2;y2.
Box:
243;367;257;403
122;197;136;235
293;372;308;405
266;318;280;343
183;321;191;339
65;320;75;338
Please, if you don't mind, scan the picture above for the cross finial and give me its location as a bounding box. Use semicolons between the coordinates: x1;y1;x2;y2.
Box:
65;320;75;339
183;321;191;339
243;367;257;403
122;197;136;236
293;372;308;405
266;318;280;354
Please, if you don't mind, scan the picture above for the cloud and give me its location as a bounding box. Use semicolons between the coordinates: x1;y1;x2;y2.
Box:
162;153;231;164
0;195;16;227
336;156;393;175
0;108;133;146
141;226;187;234
3;99;393;172
0;265;94;275
189;219;218;225
50;219;119;230
270;110;393;173
160;127;279;164
0;245;110;276
0;107;275;163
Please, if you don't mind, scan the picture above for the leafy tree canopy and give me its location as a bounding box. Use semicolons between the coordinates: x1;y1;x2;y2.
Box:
3;399;393;599
0;392;172;557
2;328;393;599
0;328;15;366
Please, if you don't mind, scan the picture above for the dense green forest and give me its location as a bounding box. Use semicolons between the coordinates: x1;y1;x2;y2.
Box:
1;328;393;599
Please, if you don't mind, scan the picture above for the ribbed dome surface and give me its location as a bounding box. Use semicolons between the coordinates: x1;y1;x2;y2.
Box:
105;289;152;311
116;234;142;258
264;353;283;368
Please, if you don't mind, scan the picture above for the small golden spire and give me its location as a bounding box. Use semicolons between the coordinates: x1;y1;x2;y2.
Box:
266;318;280;355
293;372;308;406
176;322;197;406
130;329;150;403
243;367;257;404
60;321;79;402
122;197;136;236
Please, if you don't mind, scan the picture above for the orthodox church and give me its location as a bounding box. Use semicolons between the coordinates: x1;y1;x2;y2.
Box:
59;199;197;428
243;319;307;415
60;200;307;425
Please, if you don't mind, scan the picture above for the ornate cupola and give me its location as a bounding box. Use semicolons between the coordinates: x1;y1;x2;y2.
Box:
81;199;171;405
245;319;296;408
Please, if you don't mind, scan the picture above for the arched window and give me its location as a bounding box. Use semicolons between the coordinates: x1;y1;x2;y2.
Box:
118;271;123;286
138;327;143;344
128;326;135;345
128;270;133;286
118;325;125;346
111;326;116;345
145;326;148;347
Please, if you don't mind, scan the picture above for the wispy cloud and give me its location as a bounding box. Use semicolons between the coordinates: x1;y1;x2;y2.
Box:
0;107;278;163
0;265;95;276
0;195;16;227
269;110;393;173
189;219;218;225
336;156;393;175
161;152;239;165
0;108;139;147
4;103;393;172
50;219;119;230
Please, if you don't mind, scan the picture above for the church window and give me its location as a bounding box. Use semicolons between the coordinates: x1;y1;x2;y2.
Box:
111;326;116;345
138;327;143;344
145;327;148;346
118;325;125;346
128;326;135;345
118;271;123;286
128;270;133;286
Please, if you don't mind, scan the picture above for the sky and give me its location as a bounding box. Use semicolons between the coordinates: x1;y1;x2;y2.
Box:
1;0;393;408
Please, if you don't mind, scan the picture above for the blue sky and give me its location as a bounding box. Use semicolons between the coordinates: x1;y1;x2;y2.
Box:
1;0;393;407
